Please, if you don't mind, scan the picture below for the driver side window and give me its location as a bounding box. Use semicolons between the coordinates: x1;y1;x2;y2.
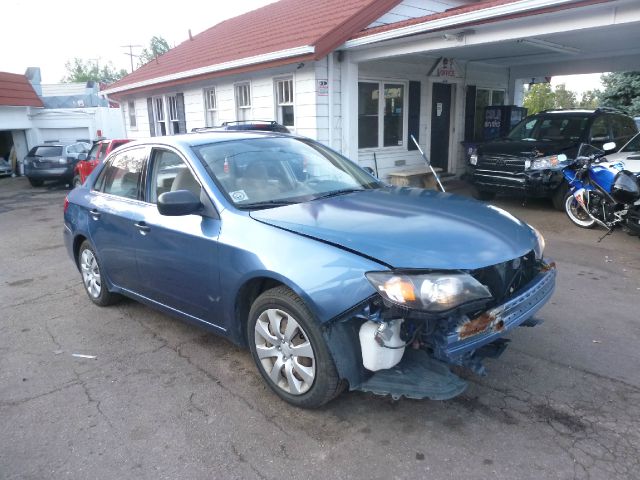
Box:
149;149;201;204
590;117;610;143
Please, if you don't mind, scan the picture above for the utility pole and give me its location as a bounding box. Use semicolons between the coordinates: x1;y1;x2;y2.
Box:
121;44;142;73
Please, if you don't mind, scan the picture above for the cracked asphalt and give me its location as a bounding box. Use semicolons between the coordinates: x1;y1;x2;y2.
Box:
1;176;639;480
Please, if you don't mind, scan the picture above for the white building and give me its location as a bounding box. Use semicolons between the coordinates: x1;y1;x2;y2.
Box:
0;68;125;165
104;0;640;181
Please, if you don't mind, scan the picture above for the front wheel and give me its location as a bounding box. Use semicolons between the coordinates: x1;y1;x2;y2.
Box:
564;192;596;229
248;286;341;408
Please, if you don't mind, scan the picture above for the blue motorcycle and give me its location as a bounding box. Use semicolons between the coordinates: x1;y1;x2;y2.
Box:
562;142;640;236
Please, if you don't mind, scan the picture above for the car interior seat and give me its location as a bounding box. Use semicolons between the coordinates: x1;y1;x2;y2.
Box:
171;168;201;198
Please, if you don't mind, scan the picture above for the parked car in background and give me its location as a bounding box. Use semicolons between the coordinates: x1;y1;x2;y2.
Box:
73;139;131;187
467;108;638;209
607;131;640;173
192;120;290;134
24;142;90;187
0;157;12;176
64;131;555;408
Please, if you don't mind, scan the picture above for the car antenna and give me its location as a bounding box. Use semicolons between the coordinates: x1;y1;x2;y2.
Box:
410;135;445;192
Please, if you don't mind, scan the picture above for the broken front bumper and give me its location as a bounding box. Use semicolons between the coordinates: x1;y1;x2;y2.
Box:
432;265;557;364
350;263;556;401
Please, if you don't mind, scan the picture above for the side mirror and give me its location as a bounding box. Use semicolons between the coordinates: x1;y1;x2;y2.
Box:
602;142;616;152
78;153;88;161
157;190;202;216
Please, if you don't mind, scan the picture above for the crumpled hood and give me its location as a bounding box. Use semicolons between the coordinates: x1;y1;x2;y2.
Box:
250;187;537;270
478;139;578;157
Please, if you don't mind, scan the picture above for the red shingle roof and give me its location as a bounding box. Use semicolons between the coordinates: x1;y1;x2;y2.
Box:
107;0;402;95
0;72;43;108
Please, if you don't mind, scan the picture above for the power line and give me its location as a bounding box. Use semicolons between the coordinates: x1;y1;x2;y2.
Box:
121;44;143;73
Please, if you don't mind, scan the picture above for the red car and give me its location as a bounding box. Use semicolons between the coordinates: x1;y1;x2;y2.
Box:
73;139;131;187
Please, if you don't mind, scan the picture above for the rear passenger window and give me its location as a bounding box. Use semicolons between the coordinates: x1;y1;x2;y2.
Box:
149;149;201;203
94;148;145;200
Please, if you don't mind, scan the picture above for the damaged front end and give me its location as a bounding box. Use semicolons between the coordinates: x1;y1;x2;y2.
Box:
323;253;557;401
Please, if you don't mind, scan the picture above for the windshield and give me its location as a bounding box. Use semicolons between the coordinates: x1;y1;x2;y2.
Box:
192;137;381;208
621;133;640;153
508;115;589;142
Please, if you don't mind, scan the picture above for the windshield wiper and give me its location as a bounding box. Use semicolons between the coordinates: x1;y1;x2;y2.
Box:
312;188;365;200
237;200;298;210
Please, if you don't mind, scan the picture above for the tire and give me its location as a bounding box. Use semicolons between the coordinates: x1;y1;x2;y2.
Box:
248;286;341;408
72;175;82;188
564;192;596;229
472;189;496;201
28;177;44;187
551;182;568;211
77;240;120;306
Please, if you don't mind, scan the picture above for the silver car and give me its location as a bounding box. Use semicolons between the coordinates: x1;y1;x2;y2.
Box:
606;132;640;173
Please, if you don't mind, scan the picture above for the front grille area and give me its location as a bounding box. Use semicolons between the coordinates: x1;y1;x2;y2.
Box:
471;251;539;307
477;154;527;173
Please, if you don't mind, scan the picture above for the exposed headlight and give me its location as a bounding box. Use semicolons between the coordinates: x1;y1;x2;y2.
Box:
526;154;568;170
365;272;492;312
531;226;546;260
469;153;478;166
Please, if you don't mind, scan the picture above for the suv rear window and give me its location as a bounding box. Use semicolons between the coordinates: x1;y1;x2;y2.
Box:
29;146;63;157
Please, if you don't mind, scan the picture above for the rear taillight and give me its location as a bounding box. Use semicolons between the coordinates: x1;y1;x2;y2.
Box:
63;196;69;213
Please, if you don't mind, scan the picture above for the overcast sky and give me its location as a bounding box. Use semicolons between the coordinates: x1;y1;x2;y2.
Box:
1;0;276;83
2;0;604;94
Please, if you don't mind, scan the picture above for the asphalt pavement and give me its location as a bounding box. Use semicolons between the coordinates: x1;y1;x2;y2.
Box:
1;176;639;480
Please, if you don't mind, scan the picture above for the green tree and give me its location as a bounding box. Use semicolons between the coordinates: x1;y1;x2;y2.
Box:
600;71;640;116
62;58;128;84
138;36;171;67
579;90;600;109
523;83;555;115
553;84;577;109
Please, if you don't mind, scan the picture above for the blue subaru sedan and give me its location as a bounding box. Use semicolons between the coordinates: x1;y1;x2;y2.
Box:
63;132;556;407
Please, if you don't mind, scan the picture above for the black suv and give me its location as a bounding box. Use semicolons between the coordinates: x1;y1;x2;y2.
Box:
467;108;638;209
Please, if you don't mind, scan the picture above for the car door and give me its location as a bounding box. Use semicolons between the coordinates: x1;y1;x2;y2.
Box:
87;146;148;292
134;147;223;326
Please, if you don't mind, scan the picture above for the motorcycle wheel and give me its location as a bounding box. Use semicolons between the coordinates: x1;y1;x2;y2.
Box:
564;192;596;229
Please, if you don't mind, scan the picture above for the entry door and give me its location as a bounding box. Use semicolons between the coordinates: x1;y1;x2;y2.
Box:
430;83;452;171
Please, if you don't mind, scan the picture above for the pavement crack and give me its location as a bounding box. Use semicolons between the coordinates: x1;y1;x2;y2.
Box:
231;443;269;480
0;380;79;408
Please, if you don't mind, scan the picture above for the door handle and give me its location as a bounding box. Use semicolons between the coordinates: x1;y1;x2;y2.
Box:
89;209;101;219
134;221;151;234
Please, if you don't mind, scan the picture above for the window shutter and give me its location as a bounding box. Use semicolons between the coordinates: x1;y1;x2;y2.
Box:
464;86;476;142
407;81;421;151
147;97;156;137
176;93;186;134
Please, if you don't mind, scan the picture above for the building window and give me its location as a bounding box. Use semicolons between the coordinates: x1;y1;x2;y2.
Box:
358;81;405;149
235;82;251;121
167;95;180;134
474;88;505;141
204;87;217;127
275;78;294;126
128;100;137;128
153;97;167;136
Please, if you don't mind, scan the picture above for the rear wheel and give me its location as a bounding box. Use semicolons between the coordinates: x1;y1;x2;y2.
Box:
564;192;596;229
78;240;120;306
248;286;341;408
28;177;44;187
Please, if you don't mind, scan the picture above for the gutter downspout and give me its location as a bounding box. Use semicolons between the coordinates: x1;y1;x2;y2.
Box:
328;53;334;149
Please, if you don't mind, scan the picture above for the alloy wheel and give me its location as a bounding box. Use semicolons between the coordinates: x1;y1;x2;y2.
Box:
253;308;316;395
80;249;101;298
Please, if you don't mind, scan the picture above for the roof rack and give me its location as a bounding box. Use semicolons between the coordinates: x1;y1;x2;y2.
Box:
221;120;279;126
